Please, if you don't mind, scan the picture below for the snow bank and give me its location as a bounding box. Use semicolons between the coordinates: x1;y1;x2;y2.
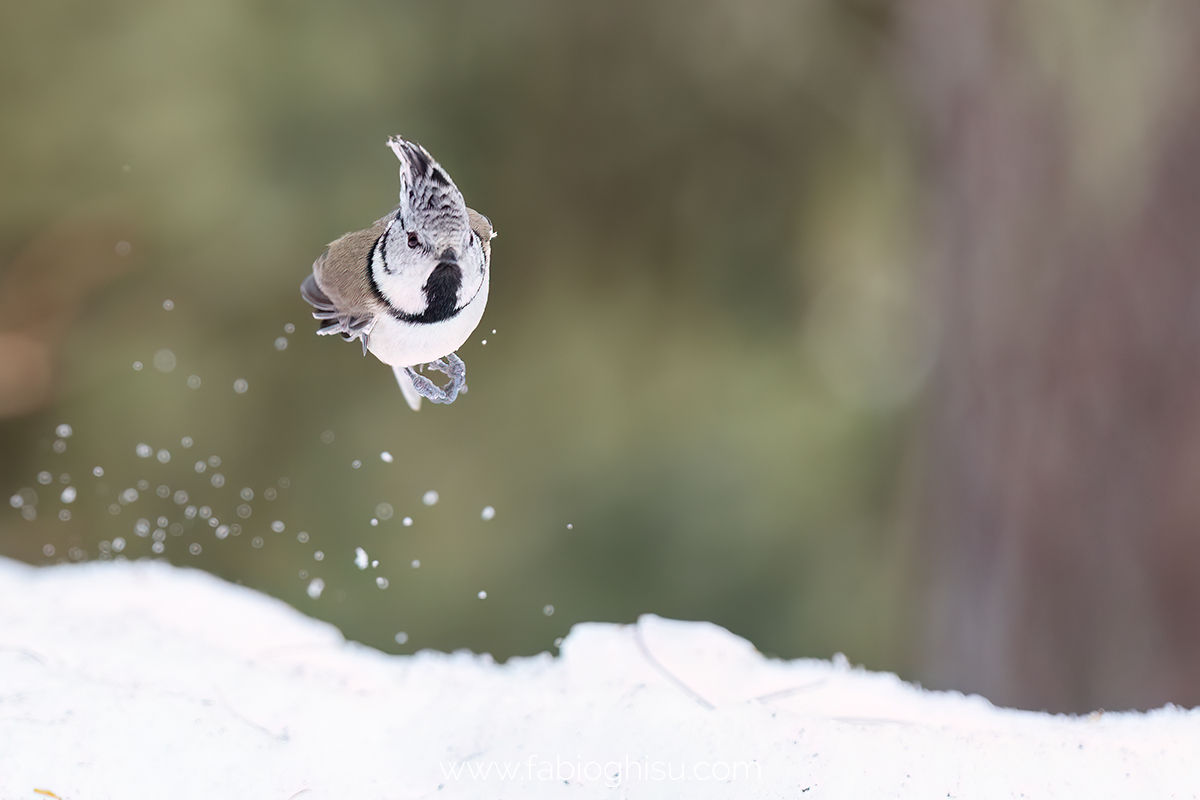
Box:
0;557;1196;798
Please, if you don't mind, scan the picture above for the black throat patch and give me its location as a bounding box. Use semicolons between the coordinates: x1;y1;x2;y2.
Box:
367;232;465;325
418;261;463;323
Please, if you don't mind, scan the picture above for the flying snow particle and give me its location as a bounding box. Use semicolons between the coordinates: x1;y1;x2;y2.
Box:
153;349;176;373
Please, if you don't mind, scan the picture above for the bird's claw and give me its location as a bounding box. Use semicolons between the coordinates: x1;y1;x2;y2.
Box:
403;353;467;405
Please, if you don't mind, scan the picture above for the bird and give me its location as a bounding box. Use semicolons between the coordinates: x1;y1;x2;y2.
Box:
301;136;493;410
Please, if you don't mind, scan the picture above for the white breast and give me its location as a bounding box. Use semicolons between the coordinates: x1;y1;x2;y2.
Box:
366;276;489;368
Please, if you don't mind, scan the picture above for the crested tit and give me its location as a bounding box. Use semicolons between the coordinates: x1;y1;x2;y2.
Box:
301;136;493;410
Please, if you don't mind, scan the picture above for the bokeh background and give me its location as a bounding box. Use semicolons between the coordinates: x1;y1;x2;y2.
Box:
3;0;1200;714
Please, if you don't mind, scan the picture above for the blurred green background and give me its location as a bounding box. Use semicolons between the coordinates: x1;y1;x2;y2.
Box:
0;0;922;671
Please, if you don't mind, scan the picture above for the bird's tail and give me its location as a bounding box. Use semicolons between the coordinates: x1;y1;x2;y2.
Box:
392;365;422;411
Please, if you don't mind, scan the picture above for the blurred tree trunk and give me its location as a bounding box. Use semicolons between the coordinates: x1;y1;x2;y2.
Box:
901;1;1200;711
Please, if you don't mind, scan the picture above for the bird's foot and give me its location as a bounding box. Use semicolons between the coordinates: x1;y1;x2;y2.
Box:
403;353;467;405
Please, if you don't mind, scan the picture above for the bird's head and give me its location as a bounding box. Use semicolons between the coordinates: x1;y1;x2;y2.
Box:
372;137;488;323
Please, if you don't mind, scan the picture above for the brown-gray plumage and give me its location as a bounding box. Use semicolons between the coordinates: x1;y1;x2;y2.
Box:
301;216;391;352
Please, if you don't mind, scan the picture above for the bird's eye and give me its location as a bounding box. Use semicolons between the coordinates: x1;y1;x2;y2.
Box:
407;231;420;249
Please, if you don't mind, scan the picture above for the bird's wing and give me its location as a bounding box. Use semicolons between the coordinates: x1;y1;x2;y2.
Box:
300;271;374;353
467;208;494;265
301;214;393;352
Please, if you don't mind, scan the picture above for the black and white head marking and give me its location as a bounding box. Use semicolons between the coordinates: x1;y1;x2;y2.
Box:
365;138;488;325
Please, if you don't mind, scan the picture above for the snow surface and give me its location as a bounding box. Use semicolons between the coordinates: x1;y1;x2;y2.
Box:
1;557;1198;799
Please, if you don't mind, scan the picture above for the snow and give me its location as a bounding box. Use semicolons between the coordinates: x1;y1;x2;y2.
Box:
0;557;1198;799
